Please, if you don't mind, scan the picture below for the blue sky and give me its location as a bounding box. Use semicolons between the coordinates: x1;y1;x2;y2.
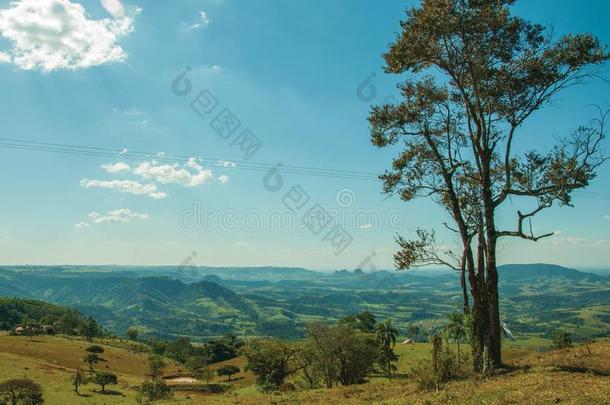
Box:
0;0;609;269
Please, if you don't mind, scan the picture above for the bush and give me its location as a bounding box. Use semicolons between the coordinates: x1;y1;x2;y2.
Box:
86;344;105;354
279;382;296;392
216;364;240;381
410;335;459;391
553;331;573;350
138;379;172;402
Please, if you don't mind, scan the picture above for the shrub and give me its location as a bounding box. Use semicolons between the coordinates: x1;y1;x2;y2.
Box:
279;382;296;392
139;379;172;402
86;344;105;354
553;331;573;350
216;364;240;382
410;335;459;391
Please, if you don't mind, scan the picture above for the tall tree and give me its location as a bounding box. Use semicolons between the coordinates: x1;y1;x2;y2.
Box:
370;0;608;371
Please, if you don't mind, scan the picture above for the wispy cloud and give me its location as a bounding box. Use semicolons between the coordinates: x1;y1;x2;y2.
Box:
189;10;210;29
544;231;609;247
80;179;167;199
218;174;230;184
75;208;148;228
101;162;130;173
88;208;148;224
0;0;138;72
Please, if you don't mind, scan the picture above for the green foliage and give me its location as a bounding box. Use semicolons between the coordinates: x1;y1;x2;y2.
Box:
85;344;105;354
82;353;101;372
0;297;86;335
147;355;165;379
138;379;172;402
194;366;214;385
255;376;277;394
446;311;467;363
553;330;573;350
154;334;242;366
72;369;85;393
410;336;459;391
338;311;377;333
216;365;240;381
242;338;301;388
0;379;44;405
93;372;117;393
78;317;100;341
305;323;378;387
126;327;139;341
376;319;400;378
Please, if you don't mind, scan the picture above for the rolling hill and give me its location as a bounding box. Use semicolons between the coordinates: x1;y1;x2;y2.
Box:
0;264;608;341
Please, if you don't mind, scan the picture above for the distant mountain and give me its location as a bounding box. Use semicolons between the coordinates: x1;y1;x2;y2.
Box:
498;263;602;281
0;263;608;341
0;269;293;339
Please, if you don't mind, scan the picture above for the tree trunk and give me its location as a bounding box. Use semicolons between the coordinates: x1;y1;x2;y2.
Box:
486;253;502;368
481;155;503;369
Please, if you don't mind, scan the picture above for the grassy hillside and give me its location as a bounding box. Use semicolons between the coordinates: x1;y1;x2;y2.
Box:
0;334;608;404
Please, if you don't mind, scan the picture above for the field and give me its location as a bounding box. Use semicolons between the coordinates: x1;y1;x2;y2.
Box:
0;334;609;404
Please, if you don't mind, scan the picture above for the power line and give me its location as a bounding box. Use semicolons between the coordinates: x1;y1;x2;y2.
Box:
0;138;380;182
1;138;609;200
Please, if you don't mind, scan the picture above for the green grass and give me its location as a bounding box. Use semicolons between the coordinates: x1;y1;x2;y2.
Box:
1;335;609;404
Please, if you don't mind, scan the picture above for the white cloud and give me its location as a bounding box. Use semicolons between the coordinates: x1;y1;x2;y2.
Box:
218;174;229;184
88;208;148;224
74;221;90;228
0;0;136;72
80;178;166;199
544;232;609;248
101;162;130;173
100;0;124;18
133;159;213;187
189;10;210;29
119;148;129;155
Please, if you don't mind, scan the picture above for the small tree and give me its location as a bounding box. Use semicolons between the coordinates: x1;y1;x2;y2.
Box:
355;311;377;333
85;344;105;354
553;331;573;350
446;311;467;364
148;355;166;379
72;369;85;394
83;353;101;372
126;328;139;341
138;379;172;402
93;372;117;393
0;379;44;405
216;365;240;382
78;317;99;341
375;320;400;378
